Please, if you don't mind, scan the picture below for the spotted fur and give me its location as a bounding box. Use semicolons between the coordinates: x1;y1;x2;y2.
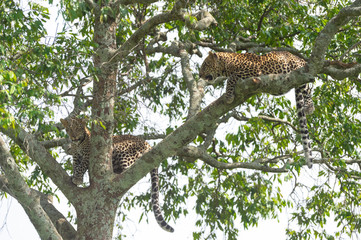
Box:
199;51;314;167
60;118;174;232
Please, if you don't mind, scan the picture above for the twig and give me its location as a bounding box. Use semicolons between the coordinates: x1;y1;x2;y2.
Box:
179;146;288;173
231;112;299;132
256;3;274;33
340;39;361;60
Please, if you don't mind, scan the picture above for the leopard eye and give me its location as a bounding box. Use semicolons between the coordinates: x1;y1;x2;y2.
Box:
206;75;213;81
72;137;81;142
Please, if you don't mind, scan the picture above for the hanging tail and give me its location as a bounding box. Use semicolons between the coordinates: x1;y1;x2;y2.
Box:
150;168;174;232
295;84;313;168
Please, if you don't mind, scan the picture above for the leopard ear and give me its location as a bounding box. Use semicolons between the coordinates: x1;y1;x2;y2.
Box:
76;117;87;127
208;51;218;61
60;118;68;127
81;116;89;126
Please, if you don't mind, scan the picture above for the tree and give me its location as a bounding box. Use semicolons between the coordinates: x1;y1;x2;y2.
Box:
1;0;361;239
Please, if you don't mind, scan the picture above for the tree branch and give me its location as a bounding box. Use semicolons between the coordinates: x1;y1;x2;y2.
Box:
37;191;77;240
236;67;314;97
41;138;70;149
84;0;98;10
0;135;62;240
115;0;159;5
195;39;263;52
0;175;76;240
309;0;361;74
179;48;206;119
146;39;200;56
105;0;192;66
321;63;361;80
109;66;313;195
231;112;299;132
118;76;152;95
184;10;218;31
136;133;166;140
195;39;302;58
0;121;77;202
256;3;274;33
179;145;288;173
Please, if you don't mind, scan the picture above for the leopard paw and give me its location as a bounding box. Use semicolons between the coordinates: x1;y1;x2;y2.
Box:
71;176;83;186
304;104;315;115
225;95;234;104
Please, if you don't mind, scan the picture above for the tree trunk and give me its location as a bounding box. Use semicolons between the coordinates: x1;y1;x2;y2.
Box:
90;10;118;184
75;189;118;240
72;10;120;239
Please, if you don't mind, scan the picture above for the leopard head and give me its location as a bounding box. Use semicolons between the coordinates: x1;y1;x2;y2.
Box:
60;118;89;145
199;51;223;81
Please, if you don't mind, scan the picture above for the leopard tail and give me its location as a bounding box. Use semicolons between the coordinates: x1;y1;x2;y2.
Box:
150;168;174;232
295;85;313;168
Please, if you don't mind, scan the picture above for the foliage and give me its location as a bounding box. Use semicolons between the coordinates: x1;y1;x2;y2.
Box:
1;0;361;239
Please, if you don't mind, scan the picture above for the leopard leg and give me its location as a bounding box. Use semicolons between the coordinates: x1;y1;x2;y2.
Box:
72;153;88;185
150;168;174;232
295;87;313;168
225;75;237;103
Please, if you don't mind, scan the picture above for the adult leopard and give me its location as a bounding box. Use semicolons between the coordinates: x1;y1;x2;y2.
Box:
60;117;174;232
199;51;314;168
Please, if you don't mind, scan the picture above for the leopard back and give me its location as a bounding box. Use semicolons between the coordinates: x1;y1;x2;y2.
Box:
199;51;314;167
112;135;151;173
199;51;305;80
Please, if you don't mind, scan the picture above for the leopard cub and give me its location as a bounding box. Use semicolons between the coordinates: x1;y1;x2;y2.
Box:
199;51;314;167
60;117;174;232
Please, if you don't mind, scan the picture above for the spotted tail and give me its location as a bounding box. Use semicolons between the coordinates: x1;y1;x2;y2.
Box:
295;84;313;168
150;168;174;232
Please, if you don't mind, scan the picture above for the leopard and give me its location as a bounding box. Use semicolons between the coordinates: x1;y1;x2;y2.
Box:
199;51;314;168
60;117;174;233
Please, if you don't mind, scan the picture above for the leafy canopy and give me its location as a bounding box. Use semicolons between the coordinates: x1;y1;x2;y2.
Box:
1;0;361;239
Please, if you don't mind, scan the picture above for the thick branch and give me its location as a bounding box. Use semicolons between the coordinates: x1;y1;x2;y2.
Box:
0;177;76;240
235;67;314;97
41;138;70;149
321;63;361;80
106;0;191;65
309;0;361;74
37;191;76;240
146;40;200;57
137;133;166;140
184;10;218;31
179;48;206;119
0;122;76;201
196;38;302;57
196;39;263;53
0;136;62;240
